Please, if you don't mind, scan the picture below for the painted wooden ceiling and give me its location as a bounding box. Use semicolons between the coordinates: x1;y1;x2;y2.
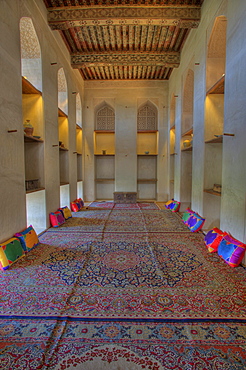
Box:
43;0;204;80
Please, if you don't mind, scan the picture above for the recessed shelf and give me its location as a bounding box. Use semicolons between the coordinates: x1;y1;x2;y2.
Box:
60;182;69;186
204;189;221;196
22;77;42;95
170;180;174;183
137;153;157;156
170;125;175;130
206;75;225;95
95;153;115;156
182;128;193;137
181;146;192;152
58;108;68;117
205;136;223;144
76;124;82;130
59;146;69;151
24;134;44;143
94;130;115;133
95;178;115;182
26;187;45;194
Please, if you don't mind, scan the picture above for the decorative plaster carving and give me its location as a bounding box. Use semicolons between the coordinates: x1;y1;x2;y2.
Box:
96;105;115;130
48;6;200;25
138;102;157;130
71;52;180;68
20;17;41;59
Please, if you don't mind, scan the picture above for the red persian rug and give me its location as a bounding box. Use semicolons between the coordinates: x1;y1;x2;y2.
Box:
0;206;245;369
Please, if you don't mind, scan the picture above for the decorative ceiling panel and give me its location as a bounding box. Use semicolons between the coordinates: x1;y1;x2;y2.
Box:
43;0;204;80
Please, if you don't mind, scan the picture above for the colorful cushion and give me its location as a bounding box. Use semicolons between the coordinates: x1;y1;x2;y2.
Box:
77;198;84;209
204;227;226;253
15;225;39;253
218;234;246;267
59;206;72;220
165;199;173;208
165;199;180;212
70;202;79;212
49;211;65;227
0;237;25;270
182;208;194;224
186;212;205;232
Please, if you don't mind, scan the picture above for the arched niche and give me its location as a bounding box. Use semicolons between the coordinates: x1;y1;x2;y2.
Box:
137;101;158;131
182;69;194;135
58;68;68;115
20;17;42;91
206;15;227;91
95;102;115;131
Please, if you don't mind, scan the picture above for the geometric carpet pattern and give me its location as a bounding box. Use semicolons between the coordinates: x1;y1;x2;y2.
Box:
0;202;245;369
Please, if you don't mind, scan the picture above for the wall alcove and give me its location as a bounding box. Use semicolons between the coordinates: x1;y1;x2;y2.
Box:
94;102;115;200
20;16;46;234
180;68;194;211
137;101;158;200
203;15;227;231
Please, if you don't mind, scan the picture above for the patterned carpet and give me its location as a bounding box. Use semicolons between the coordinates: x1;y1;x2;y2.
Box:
0;203;246;369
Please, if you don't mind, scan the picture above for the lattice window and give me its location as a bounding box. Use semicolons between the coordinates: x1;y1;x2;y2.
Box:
96;105;115;130
137;103;157;131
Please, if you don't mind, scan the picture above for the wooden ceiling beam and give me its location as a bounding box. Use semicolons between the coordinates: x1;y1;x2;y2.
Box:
47;6;200;29
71;51;180;68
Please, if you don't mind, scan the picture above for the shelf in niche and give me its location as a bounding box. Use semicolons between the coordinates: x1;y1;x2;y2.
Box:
95;153;114;156
24;134;44;143
59;146;69;151
204;189;221;197
94;130;115;133
95;178;115;182
181;146;192;152
137;153;157;156
170;152;177;156
77;152;82;155
205;136;223;144
26;187;45;194
60;182;69;186
22;77;42;95
170;125;175;130
181;128;193;137
137;179;157;183
76;124;82;130
170;180;174;183
206;75;225;95
58;108;68;118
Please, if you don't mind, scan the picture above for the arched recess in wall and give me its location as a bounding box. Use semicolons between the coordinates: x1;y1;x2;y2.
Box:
58;68;70;207
169;94;176;199
20;17;46;234
94;102;115;200
95;102;115;131
137;101;158;201
203;15;227;230
180;68;194;210
76;94;83;192
20;17;42;91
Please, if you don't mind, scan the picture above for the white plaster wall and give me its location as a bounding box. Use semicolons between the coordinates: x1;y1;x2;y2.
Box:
0;0;26;241
0;0;84;239
168;0;227;215
220;0;246;251
83;80;168;202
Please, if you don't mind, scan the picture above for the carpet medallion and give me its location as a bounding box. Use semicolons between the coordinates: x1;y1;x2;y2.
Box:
0;203;246;369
